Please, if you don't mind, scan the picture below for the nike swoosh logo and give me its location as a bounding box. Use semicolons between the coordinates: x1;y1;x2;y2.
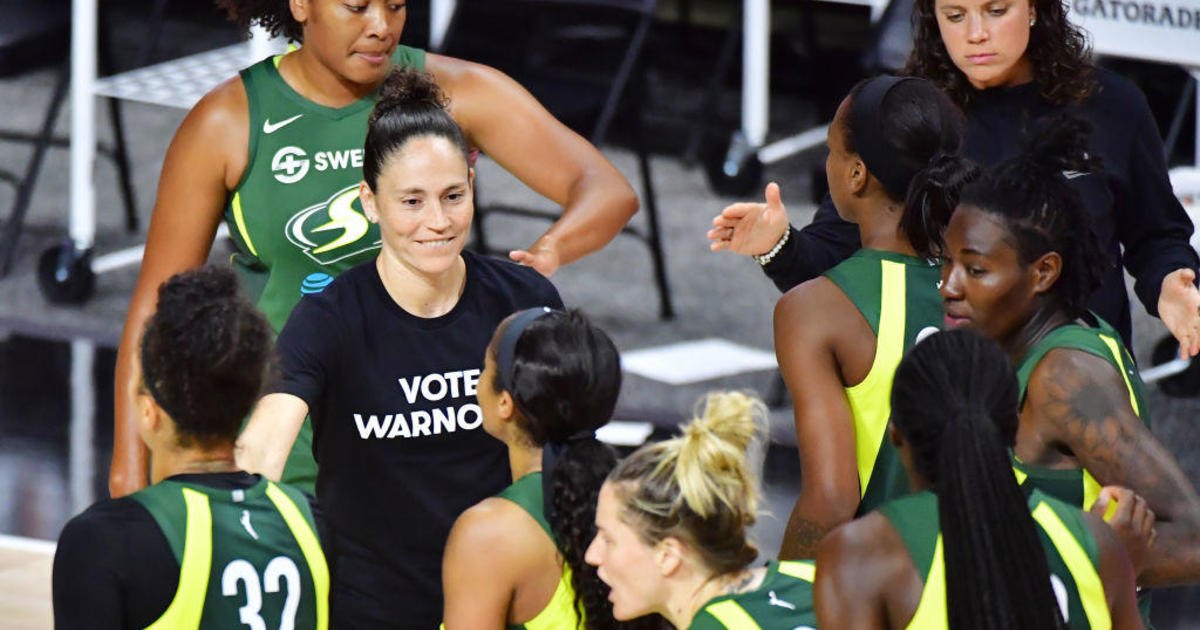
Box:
263;114;303;134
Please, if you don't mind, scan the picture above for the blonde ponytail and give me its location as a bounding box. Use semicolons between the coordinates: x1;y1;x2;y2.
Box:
611;391;765;575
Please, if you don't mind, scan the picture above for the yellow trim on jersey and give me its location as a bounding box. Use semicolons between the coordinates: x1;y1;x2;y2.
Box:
706;600;763;630
904;535;947;629
1031;502;1111;630
845;260;907;498
1013;464;1028;484
522;565;581;630
778;560;816;583
1098;334;1139;416
266;482;330;630
1082;472;1103;511
230;192;259;257
145;489;212;630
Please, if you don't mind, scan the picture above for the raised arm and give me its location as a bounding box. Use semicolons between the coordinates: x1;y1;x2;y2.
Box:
709;187;860;293
1112;83;1200;355
236;393;310;481
428;55;638;277
1026;349;1200;585
775;281;863;559
110;78;248;497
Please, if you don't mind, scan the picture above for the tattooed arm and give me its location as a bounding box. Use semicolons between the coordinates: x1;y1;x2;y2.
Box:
776;280;864;559
1025;348;1200;586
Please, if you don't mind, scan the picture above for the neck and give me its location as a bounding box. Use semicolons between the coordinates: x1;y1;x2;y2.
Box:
281;47;376;107
1001;306;1071;365
663;567;755;629
507;439;543;483
857;199;918;257
376;253;467;318
151;444;240;484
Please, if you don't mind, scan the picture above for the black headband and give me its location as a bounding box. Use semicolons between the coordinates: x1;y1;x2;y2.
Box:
496;307;555;392
849;75;918;200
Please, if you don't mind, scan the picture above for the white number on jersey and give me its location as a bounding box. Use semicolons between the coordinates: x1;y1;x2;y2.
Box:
222;556;303;630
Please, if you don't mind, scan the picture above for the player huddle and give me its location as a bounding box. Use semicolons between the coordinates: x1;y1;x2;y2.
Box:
49;0;1200;629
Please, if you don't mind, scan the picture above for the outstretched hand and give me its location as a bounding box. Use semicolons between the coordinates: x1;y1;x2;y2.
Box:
509;242;560;277
708;182;791;256
1157;268;1200;358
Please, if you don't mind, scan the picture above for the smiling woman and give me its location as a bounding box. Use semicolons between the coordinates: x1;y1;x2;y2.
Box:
235;69;565;629
109;0;638;501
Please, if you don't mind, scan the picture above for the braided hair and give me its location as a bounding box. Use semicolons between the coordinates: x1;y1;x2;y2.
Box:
488;309;624;630
891;329;1067;630
958;114;1107;320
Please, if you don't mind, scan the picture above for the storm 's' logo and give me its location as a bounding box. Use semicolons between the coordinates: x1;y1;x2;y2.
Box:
285;184;381;265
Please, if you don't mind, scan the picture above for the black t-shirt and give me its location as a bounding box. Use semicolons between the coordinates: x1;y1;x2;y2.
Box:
272;250;563;629
52;472;323;630
763;68;1198;347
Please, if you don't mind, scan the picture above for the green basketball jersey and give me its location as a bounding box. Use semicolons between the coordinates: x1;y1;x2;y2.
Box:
823;249;943;515
495;472;582;630
1012;314;1150;511
880;489;1110;630
688;560;818;630
130;477;329;630
226;45;425;491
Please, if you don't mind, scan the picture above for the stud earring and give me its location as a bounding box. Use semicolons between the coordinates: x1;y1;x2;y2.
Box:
1029;16;1036;25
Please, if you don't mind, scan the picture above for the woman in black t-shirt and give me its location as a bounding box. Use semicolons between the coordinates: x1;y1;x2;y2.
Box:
237;69;562;629
708;0;1200;353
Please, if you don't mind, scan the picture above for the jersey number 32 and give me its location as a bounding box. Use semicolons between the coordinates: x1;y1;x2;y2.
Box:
222;557;302;630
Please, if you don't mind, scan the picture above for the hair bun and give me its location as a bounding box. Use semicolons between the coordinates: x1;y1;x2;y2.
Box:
370;69;448;125
674;391;764;519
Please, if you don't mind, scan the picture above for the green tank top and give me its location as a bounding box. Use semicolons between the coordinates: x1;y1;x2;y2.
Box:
226;45;426;491
495;472;582;630
1012;314;1150;511
130;477;329;630
880;489;1109;630
688;560;819;629
823;249;943;515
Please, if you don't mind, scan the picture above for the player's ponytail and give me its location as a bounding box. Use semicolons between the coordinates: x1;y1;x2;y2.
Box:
607;391;765;576
363;68;469;191
891;329;1067;630
490;308;624;630
842;76;974;256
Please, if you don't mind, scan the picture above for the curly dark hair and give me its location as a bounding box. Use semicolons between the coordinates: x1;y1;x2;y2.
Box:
489;309;631;630
904;0;1095;107
958;114;1107;320
140;266;272;448
214;0;303;42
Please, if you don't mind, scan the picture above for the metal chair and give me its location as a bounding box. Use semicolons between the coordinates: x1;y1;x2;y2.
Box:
441;0;674;319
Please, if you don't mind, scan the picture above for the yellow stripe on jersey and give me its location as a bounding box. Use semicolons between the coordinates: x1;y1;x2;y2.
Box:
230;192;259;257
266;482;330;630
1098;334;1139;416
846;260;907;498
706;600;763;630
145;489;212;630
778;560;816;583
1031;503;1111;630
905;535;947;629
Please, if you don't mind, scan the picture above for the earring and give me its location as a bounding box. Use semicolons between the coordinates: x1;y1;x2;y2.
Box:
1029;16;1036;25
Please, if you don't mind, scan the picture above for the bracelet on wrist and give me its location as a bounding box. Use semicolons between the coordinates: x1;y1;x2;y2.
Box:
755;229;790;266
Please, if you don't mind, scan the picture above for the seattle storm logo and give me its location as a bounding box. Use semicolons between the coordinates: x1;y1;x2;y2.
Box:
284;183;381;265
